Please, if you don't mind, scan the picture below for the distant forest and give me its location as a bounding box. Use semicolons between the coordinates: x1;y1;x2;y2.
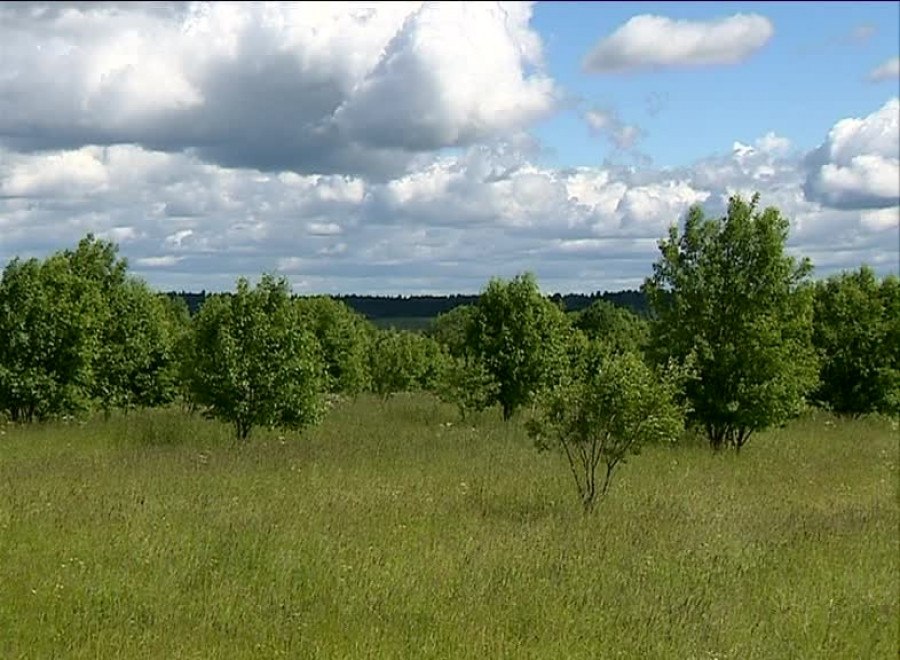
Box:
167;289;650;321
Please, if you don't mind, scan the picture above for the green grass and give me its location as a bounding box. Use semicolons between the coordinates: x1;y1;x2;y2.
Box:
1;396;897;659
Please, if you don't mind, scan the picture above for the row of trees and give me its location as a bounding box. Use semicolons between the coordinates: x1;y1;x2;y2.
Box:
1;194;897;509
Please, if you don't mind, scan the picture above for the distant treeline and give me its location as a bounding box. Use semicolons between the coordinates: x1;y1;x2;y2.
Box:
166;289;650;320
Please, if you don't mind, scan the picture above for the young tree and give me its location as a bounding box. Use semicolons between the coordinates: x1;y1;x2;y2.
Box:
812;267;900;417
161;294;197;412
644;194;819;450
429;305;476;359
91;279;180;412
527;343;685;512
468;272;570;420
434;356;499;420
185;275;326;440
294;296;373;396
575;299;649;355
368;329;445;399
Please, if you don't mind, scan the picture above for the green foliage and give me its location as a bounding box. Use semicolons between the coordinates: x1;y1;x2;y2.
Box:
368;329;446;399
184;275;326;440
812;266;900;417
644;194;819;450
434;355;500;420
0;255;101;421
0;235;184;421
469;272;570;420
162;295;198;412
429;305;476;359
91;279;180;412
295;296;374;396
430;304;501;419
527;343;685;511
575;299;649;354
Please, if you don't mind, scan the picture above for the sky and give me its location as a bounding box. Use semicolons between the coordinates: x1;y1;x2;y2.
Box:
0;1;898;295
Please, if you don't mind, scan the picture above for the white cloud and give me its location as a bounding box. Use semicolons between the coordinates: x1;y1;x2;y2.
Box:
616;182;710;234
2;5;893;296
2;126;895;295
584;108;644;151
1;147;110;198
306;222;343;236
861;207;900;232
868;57;900;82
0;1;558;178
804;98;900;209
135;255;183;268
583;13;774;73
333;2;556;151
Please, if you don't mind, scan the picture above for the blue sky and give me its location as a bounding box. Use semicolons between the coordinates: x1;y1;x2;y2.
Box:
0;1;897;294
532;1;900;168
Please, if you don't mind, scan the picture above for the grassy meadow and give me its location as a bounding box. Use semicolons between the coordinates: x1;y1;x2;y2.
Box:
0;394;897;659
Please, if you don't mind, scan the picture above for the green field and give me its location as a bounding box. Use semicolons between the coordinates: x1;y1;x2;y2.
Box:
1;395;897;659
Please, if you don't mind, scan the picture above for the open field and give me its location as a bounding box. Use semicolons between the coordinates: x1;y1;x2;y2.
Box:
1;395;897;659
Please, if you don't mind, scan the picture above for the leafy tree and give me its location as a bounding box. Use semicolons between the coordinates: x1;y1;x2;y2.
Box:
295;296;373;396
575;299;649;354
161;294;197;412
0;234;184;420
0;254;101;421
527;343;685;512
812;266;900;417
643;193;819;450
468;272;570;420
429;305;476;359
185;275;326;440
91;279;180;412
64;234;129;296
435;356;499;420
368;329;445;399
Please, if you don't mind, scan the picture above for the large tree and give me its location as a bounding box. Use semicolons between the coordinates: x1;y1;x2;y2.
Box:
91;279;181;412
812;266;900;417
0;234;177;421
468;272;570;420
0;254;101;421
644;194;819;450
185;275;326;440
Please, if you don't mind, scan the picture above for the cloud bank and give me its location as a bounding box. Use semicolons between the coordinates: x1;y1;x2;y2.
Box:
0;1;557;178
0;3;896;295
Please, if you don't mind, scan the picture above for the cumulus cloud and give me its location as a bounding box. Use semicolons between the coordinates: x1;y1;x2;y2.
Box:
0;6;896;295
583;13;774;73
0;1;558;178
3;106;897;295
868;57;900;82
10;107;900;291
803;98;900;209
135;255;184;268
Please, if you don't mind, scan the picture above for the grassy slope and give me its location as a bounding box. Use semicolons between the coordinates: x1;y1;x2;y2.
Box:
0;396;897;659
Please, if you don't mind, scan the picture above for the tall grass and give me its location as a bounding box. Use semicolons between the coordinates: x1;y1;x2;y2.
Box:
0;396;896;658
